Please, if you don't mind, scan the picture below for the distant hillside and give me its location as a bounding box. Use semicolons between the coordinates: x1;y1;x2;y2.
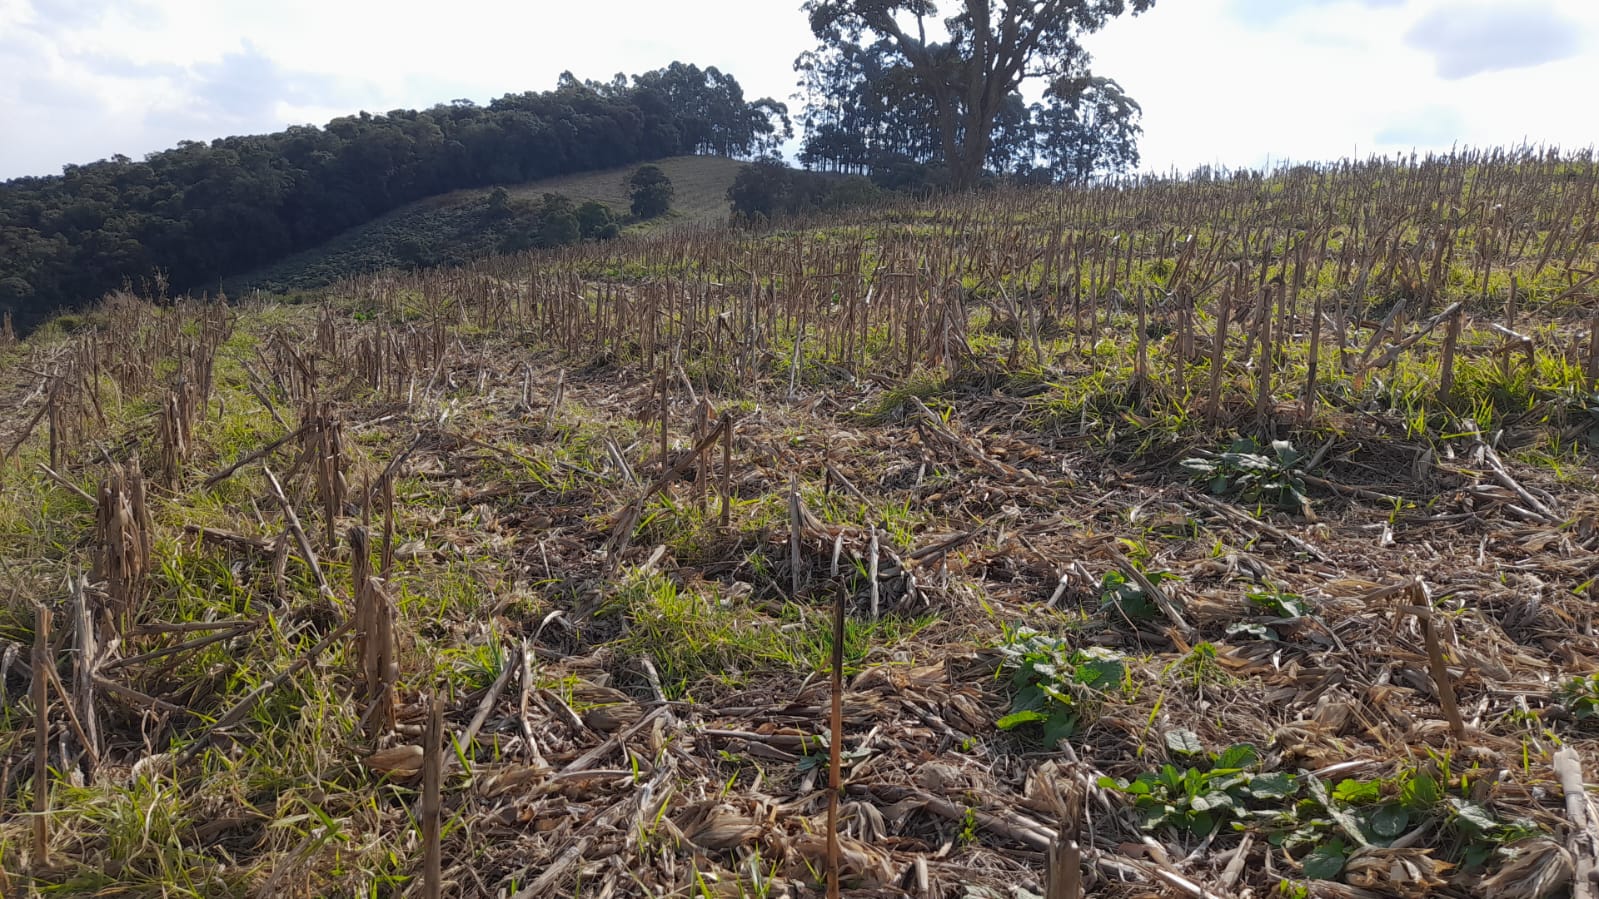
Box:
500;155;745;229
225;156;745;295
1;62;790;332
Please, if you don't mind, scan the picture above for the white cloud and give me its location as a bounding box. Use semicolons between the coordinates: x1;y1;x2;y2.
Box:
1083;0;1599;172
1404;1;1583;79
1226;0;1405;27
1;0;1596;179
0;0;815;178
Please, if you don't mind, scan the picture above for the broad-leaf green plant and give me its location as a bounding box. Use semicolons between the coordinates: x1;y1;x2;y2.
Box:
1099;734;1297;836
994;628;1126;744
1098;569;1177;623
1182;438;1311;514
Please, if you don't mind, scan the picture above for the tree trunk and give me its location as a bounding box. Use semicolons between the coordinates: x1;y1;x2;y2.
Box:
950;149;986;192
949;110;994;191
933;89;964;188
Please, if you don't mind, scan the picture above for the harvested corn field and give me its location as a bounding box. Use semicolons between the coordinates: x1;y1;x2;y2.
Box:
4;148;1599;898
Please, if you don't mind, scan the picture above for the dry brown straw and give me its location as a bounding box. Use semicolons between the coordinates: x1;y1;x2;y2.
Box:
1554;747;1599;897
789;475;804;598
1046;834;1082;899
1412;580;1465;738
31;602;51;867
1438;307;1462;406
423;693;443;899
720;411;734;528
826;585;845;899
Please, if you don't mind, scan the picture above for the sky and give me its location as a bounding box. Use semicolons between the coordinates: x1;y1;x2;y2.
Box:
0;0;1595;180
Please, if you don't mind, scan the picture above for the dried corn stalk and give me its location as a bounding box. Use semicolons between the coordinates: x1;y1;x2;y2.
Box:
94;458;152;629
301;402;347;546
350;527;397;736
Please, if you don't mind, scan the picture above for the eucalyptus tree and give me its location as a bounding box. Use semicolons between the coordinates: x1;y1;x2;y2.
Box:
799;0;1156;189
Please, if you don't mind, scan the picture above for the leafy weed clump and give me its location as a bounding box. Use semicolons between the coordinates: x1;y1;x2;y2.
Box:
1182;438;1310;514
1277;765;1539;879
1099;735;1296;836
1227;584;1316;642
1098;568;1178;623
994;628;1127;744
1556;672;1599;726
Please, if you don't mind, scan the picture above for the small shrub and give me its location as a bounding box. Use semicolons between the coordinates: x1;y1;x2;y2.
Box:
627;165;674;219
576;200;619;240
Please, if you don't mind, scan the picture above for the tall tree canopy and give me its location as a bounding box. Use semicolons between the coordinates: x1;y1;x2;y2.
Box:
0;63;787;333
629;63;792;158
799;0;1155;188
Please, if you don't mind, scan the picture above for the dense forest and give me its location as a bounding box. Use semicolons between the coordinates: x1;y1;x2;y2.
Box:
3;2;1157;332
0;63;789;332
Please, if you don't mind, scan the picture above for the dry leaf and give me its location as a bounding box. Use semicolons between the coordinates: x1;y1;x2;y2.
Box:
1343;847;1452;898
364;744;423;776
1479;839;1572;899
786;833;895;889
478;763;552;797
583;701;643;732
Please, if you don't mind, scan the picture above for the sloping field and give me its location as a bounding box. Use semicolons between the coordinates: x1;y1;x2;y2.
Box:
4;148;1599;899
225;155;746;296
495;153;746;227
